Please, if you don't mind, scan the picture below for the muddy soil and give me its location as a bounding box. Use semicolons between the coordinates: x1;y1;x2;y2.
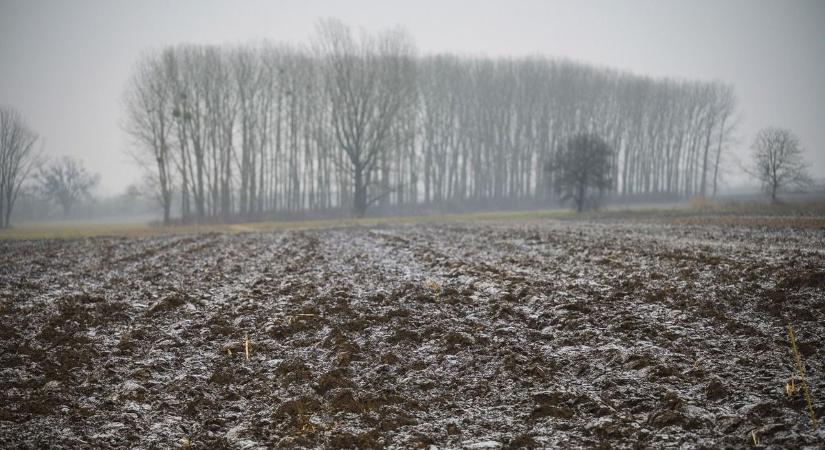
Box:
1;218;824;448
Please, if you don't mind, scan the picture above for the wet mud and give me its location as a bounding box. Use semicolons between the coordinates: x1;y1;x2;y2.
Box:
1;218;824;448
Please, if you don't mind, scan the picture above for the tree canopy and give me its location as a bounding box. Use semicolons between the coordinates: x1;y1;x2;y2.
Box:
547;133;613;212
37;156;100;218
750;127;812;202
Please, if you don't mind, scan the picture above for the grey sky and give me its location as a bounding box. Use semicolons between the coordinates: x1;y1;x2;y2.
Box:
1;0;823;194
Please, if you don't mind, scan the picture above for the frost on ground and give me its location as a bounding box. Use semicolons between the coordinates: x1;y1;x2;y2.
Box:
1;216;824;448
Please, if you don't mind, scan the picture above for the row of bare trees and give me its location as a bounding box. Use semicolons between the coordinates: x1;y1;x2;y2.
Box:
124;21;736;223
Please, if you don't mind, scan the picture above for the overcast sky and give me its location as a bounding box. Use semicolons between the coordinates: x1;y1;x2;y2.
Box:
1;0;823;194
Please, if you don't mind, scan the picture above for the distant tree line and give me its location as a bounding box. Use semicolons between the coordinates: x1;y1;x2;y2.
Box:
124;20;737;223
11;185;153;223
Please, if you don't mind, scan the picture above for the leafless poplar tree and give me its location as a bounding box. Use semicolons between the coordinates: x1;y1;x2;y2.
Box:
123;54;175;224
314;19;417;217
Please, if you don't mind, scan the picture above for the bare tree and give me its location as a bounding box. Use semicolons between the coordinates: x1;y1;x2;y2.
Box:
547;133;613;212
314;19;417;217
749;127;812;202
37;156;100;218
0;107;40;228
123;54;175;224
710;84;737;198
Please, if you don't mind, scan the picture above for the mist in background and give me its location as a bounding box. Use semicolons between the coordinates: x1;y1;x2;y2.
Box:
1;0;823;196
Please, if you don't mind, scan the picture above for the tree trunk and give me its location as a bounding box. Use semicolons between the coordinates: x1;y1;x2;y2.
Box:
353;164;367;217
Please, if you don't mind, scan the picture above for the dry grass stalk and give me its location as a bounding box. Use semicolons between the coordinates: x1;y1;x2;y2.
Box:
425;279;441;300
751;429;759;446
787;323;817;429
245;334;251;361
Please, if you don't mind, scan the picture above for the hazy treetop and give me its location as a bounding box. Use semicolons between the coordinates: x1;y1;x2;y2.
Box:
1;0;823;193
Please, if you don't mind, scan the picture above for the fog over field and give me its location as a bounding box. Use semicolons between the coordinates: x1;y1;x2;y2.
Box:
0;0;823;203
1;1;824;449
